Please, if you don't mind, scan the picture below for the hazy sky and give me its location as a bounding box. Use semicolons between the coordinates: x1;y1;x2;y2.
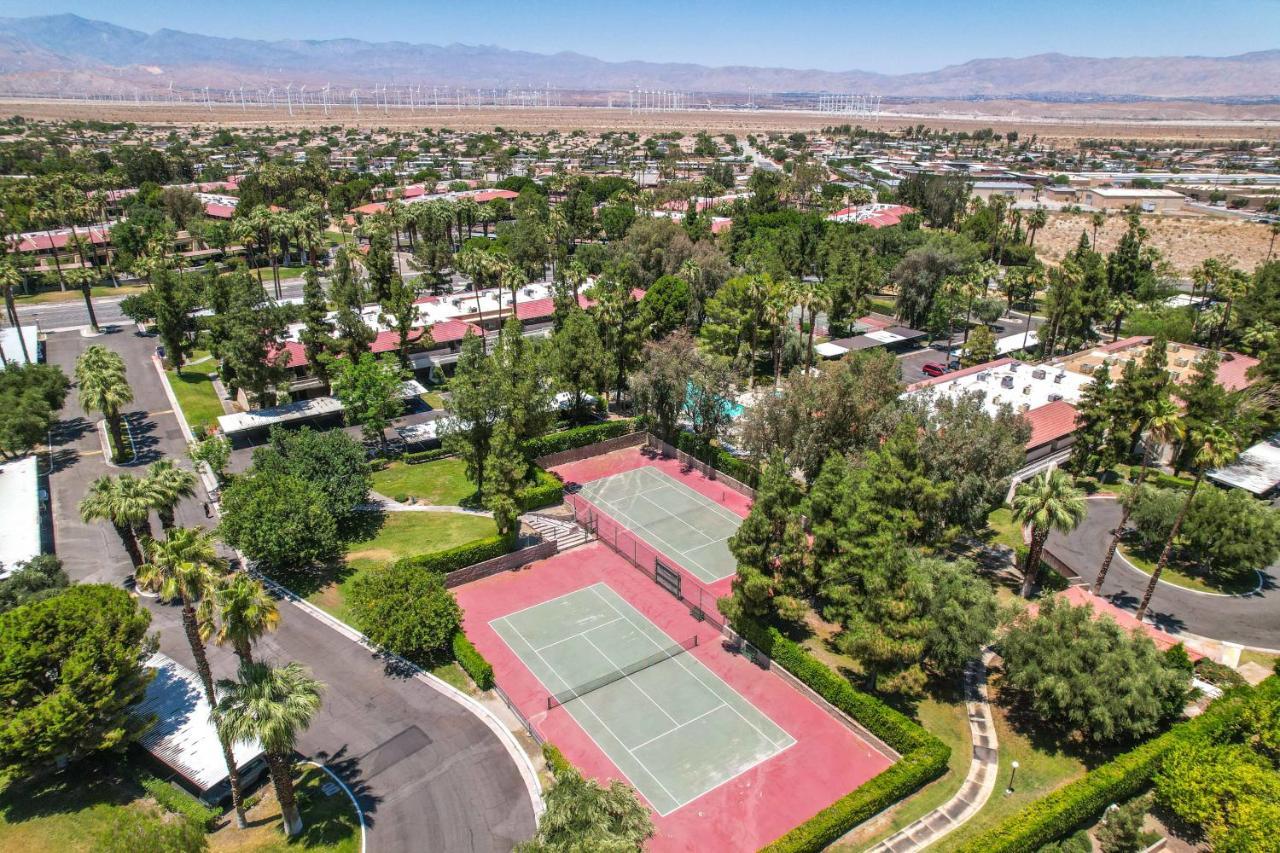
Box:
6;0;1280;74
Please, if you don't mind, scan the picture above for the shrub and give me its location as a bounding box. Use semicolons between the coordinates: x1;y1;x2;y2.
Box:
452;631;494;690
541;742;573;775
734;618;949;852
402;447;453;465
675;431;760;488
140;774;221;831
94;806;207;853
517;468;564;512
1195;659;1248;690
392;532;516;575
348;563;461;664
522;419;638;460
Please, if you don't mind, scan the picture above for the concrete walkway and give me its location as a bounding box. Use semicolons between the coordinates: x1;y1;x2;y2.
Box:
867;650;1000;852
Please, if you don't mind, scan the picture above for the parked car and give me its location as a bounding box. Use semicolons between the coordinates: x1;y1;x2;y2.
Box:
921;362;947;377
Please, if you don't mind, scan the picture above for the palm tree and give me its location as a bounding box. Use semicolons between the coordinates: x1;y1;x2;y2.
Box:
30;200;68;292
793;278;830;372
201;572;280;666
500;260;527;313
1026;207;1048;247
79;474;153;567
213;662;324;837
232;218;264;288
65;267;100;332
146;459;197;530
1091;211;1105;248
0;261;29;362
1093;397;1185;594
1134;427;1239;621
762;279;793;391
137;528;249;829
1269;222;1280;261
1010;469;1087;598
76;345;133;457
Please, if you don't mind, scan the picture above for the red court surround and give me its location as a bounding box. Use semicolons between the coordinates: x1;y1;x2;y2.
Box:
455;542;894;851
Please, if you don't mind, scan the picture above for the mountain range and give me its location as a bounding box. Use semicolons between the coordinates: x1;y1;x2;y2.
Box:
1;14;1278;100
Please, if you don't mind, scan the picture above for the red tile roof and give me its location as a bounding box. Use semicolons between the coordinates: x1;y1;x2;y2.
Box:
351;202;387;216
514;297;557;321
427;319;483;344
204;203;236;220
1022;400;1079;449
467;189;520;203
14;227;112;252
1215;352;1261;391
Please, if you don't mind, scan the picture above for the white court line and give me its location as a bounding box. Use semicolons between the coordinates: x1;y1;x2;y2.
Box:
534;617;624;652
493;610;684;813
628;700;729;752
635;491;718;546
639;465;745;526
588;585;794;751
581;633;680;725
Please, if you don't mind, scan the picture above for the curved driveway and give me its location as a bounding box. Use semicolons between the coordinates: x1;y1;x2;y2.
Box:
1046;497;1280;649
45;328;538;851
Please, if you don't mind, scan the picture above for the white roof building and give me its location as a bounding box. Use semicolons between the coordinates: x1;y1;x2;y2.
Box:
133;653;265;802
906;358;1092;418
0;455;41;578
1208;434;1280;497
0;325;39;368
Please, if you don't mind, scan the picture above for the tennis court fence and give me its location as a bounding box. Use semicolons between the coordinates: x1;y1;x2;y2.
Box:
565;491;731;637
546;635;699;710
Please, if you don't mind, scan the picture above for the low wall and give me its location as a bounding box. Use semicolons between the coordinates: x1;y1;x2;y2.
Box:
533;430;648;469
644;434;757;500
444;540;558;588
1040;545;1088;586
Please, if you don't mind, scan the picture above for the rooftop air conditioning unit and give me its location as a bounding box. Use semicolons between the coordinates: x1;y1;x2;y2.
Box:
1175;358;1190;368
977;371;991;382
1081;363;1095;374
1022;385;1032;395
1054;372;1066;383
1019;403;1031;413
1032;368;1047;380
1001;375;1015;389
1048;393;1063;402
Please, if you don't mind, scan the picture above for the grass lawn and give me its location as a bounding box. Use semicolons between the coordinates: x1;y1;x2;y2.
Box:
0;760;144;851
421;390;448;410
939;686;1090;850
208;767;359;853
166;364;226;434
431;661;474;694
370;457;475;506
1240;649;1279;670
1117;541;1259;595
14;284;148;305
309;511;497;622
985;507;1025;552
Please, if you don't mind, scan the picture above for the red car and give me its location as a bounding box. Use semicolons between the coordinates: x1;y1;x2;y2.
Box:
921;362;948;377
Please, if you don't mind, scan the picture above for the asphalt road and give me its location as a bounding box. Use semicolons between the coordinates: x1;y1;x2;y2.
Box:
44;327;537;852
1046;497;1280;649
895;310;1043;384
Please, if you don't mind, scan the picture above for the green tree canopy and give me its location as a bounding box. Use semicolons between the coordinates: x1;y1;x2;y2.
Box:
517;768;654;853
218;469;340;573
348;562;461;664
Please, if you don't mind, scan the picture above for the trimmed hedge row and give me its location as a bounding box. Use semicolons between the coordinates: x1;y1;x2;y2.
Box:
393;532;517;574
140;773;221;830
402;447;452;465
452;630;494;690
517;468;565;512
524;418;638;459
675;431;760;488
952;678;1278;853
734;619;950;852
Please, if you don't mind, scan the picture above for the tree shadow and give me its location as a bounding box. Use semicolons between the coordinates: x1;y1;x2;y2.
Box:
341;507;387;544
307;744;380;831
0;755;142;824
123;411;162;465
49;415;91;445
48;448;81;473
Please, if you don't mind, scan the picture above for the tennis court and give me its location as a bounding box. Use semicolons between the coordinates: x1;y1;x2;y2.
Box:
576;465;742;584
490;582;794;815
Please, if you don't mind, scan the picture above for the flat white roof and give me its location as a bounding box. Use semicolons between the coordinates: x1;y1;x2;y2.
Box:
1208;434;1280;496
0;325;39;368
133;653;263;792
218;381;426;435
908;359;1092;418
0;456;41;578
1087;187;1184;199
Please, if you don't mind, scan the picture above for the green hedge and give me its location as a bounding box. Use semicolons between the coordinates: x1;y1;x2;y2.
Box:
140;774;221;831
523;419;638;460
541;742;574;775
675;431;760;489
517;468;565;512
393;532;516;574
734;619;950;852
452;630;494;690
402;447;453;465
952;679;1277;853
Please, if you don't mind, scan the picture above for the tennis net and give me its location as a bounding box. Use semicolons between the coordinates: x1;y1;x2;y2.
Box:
547;635;698;710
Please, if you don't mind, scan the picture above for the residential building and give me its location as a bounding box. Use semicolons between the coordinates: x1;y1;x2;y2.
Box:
1081;187;1185;212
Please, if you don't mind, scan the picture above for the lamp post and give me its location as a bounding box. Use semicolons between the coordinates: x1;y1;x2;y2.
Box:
1005;760;1020;795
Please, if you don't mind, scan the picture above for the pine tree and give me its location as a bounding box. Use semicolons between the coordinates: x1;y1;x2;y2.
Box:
482;422;526;536
725;451;810;626
1069;369;1114;475
299;267;333;384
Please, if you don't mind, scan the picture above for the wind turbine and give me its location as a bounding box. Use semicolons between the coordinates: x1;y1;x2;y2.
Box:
299;84;307;112
285;82;293;116
352;88;360;115
323;83;330;116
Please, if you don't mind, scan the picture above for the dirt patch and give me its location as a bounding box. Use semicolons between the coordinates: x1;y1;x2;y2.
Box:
1035;211;1276;273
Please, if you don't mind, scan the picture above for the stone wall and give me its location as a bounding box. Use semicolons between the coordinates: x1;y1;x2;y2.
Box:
444;540;558;588
532;430;648;469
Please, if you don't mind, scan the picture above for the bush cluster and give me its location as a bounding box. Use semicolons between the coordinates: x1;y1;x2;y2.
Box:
517;468;565;512
734;618;949;852
521;419;638;460
140;773;221;831
541;742;573;775
953;679;1275;853
401;447;453;465
675;431;760;488
451;631;494;690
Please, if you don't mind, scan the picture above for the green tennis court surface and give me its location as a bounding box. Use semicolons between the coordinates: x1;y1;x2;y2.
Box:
491;583;794;815
577;466;743;583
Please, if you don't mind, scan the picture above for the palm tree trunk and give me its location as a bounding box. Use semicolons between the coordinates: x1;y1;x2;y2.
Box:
234;639;254;667
1135;475;1203;621
108;412;127;462
1021;528;1048;598
806;307;816;371
1094;450;1155;594
182;603;248;828
81;282;99;332
115;521;143;568
267;752;303;836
